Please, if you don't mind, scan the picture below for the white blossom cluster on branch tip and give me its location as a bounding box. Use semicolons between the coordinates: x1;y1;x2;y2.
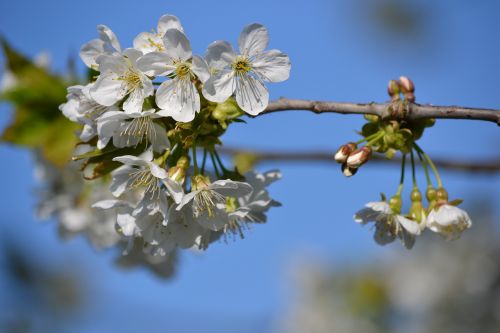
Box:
58;13;286;265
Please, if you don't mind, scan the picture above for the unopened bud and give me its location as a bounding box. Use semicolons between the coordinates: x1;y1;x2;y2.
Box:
334;142;357;163
387;79;401;99
341;163;358;177
346;146;372;168
404;92;416;103
399;76;415;93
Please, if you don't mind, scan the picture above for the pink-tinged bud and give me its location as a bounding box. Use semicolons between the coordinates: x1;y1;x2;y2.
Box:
346;146;372;168
404;92;416;103
341;163;358;177
334;142;357;163
399;76;415;93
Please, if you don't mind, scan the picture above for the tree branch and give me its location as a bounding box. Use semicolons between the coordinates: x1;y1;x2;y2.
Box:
260;98;500;125
219;147;500;173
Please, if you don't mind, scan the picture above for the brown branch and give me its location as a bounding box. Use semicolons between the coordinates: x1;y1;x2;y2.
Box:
219;147;500;173
260;98;500;125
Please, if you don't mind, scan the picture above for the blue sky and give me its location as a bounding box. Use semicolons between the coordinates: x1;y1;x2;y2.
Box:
0;1;499;332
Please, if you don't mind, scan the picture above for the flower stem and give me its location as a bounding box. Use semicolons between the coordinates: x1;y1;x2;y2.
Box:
210;152;221;178
365;131;385;147
410;149;418;190
415;147;432;187
413;143;443;188
192;144;199;175
201;149;208;174
213;149;229;174
355;131;383;145
396;153;406;196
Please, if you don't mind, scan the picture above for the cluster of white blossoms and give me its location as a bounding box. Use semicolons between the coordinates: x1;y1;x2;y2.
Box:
59;14;286;263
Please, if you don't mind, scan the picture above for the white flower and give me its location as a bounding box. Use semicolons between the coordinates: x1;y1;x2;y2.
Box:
90;49;153;114
96;108;170;152
137;29;210;122
133;14;184;54
110;152;183;220
202;24;291;115
60;83;118;142
354;201;421;249
176;175;253;231
427;205;472;241
80;25;121;70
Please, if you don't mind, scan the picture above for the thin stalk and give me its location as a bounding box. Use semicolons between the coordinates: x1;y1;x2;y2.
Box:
355;131;384;145
192;144;199;175
415;148;432;187
413;143;443;188
210;152;221;178
365;131;385;147
396;154;406;196
201;149;208;174
213;149;229;173
410;149;418;189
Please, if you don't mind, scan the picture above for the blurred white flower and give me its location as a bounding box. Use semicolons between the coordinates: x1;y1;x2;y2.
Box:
133;14;184;54
354;201;421;249
137;29;210;122
177;175;253;231
427;205;472;241
202;23;291;115
110;152;183;220
91;49;153;114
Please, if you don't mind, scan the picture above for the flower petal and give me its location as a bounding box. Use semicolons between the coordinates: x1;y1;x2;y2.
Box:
202;70;235;103
252;49;291;82
157;14;184;34
205;40;236;70
235;74;269;115
97;24;121;53
163;29;192;61
137;52;175;76
238;23;269;57
90;72;123;106
191;55;210;83
80;39;105;69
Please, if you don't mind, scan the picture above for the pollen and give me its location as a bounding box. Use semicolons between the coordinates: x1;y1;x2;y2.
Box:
232;56;252;76
175;62;192;80
128;169;160;199
119;69;143;96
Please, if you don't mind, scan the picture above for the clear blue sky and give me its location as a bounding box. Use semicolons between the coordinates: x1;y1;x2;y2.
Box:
0;1;499;332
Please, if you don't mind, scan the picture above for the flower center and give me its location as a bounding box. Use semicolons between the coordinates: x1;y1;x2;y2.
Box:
232;57;252;76
128;169;160;198
175;62;192;80
120;116;156;146
147;35;165;51
193;189;225;218
120;69;143;95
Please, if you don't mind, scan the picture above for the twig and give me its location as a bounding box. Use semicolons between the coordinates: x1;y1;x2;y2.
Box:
260;98;500;125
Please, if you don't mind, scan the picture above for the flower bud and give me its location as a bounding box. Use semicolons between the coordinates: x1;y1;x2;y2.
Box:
399;76;415;93
341;163;358;177
387;79;401;99
334;142;357;163
346;146;372;168
404;92;416;103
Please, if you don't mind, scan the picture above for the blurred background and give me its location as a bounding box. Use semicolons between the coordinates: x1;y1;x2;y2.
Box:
0;0;499;332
